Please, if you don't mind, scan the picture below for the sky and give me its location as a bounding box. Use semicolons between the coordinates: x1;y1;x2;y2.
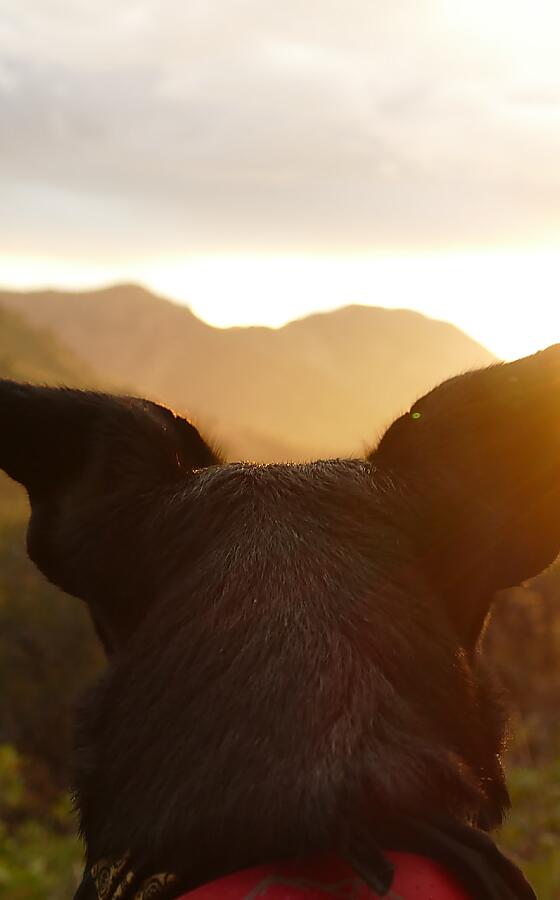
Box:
1;0;560;359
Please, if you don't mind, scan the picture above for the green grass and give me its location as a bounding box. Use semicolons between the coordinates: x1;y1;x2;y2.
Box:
0;820;82;900
0;746;82;900
498;757;560;900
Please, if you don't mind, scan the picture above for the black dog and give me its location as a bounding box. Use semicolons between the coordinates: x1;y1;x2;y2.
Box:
2;346;560;899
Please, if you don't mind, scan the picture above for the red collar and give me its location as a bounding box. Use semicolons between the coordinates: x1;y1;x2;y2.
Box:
177;852;470;899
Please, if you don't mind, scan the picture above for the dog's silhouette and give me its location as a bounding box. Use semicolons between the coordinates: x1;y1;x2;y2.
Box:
2;346;560;897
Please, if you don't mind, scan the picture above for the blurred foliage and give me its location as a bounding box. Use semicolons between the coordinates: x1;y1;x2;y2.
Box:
0;745;82;900
485;577;560;761
498;758;560;900
484;574;560;898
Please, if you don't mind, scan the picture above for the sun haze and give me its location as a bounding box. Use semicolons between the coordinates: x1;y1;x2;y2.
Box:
1;0;560;357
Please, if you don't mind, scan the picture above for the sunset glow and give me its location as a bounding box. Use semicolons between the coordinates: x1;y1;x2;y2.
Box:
2;0;560;363
2;249;560;362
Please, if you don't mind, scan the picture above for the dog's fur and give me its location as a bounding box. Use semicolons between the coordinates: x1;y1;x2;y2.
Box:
2;345;560;890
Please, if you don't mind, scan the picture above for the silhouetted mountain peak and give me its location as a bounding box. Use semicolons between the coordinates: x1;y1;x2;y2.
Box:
0;284;496;462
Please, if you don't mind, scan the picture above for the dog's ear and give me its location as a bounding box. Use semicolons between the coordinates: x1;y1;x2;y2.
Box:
0;381;220;652
370;344;560;649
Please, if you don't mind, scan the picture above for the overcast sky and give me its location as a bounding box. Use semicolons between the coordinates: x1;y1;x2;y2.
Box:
1;0;560;357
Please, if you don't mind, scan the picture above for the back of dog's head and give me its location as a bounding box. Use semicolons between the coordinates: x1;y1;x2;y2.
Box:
1;344;560;886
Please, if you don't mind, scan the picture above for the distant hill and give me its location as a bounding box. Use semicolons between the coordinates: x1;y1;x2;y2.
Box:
0;304;99;386
0;285;496;461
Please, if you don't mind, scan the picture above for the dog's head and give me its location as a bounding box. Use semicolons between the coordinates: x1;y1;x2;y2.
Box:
1;345;560;886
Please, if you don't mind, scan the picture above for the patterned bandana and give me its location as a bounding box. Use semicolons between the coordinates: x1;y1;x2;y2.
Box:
90;855;178;900
76;819;537;900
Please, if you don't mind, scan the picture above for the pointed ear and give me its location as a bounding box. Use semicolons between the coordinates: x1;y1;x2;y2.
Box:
0;380;220;652
0;381;217;497
370;345;560;648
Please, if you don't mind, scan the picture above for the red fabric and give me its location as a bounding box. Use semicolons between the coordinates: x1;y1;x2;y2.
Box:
177;852;471;899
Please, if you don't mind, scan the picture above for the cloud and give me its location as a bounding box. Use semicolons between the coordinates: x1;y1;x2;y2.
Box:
1;0;560;257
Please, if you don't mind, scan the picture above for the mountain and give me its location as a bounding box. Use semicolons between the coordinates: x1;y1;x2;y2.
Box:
0;285;496;461
0;304;99;386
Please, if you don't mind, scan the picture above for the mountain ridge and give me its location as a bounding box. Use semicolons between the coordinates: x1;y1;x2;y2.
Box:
0;284;496;461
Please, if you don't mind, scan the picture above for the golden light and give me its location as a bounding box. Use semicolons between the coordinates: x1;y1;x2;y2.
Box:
2;248;560;362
